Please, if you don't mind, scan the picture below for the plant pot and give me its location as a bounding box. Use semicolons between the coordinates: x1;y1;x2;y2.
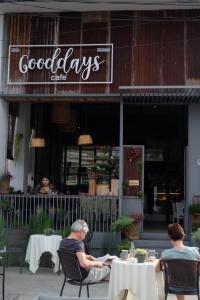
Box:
137;255;145;263
0;180;10;193
96;183;110;196
123;222;140;240
192;213;200;230
111;179;119;196
88;179;96;196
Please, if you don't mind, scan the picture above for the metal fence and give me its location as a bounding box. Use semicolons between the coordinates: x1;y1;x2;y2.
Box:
0;194;119;232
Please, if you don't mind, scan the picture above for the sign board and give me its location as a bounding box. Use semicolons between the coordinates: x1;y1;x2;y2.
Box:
129;180;140;186
7;44;113;85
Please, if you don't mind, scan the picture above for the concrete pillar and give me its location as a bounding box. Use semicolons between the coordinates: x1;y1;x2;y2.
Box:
10;103;31;192
186;104;200;231
0;14;8;174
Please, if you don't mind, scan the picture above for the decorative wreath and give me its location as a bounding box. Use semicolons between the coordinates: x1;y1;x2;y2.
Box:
127;148;138;164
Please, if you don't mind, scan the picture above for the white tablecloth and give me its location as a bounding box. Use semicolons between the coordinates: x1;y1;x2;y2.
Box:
108;259;164;300
25;234;62;273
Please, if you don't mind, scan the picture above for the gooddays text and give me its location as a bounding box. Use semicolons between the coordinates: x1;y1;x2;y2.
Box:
19;47;105;81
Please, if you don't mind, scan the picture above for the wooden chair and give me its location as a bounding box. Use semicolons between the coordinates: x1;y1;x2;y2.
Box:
57;249;107;298
160;259;200;300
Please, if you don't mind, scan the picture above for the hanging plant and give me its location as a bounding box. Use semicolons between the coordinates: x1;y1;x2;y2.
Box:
14;133;23;160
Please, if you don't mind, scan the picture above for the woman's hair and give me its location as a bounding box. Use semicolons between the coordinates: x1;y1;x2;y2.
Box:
168;223;185;241
71;219;89;233
41;176;50;181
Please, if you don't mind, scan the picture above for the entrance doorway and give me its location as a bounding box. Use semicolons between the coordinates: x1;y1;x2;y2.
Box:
124;104;188;231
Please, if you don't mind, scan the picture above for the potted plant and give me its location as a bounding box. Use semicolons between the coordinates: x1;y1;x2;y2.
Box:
112;213;144;241
94;146;119;196
135;248;148;263
188;204;200;230
191;228;200;247
0;172;14;193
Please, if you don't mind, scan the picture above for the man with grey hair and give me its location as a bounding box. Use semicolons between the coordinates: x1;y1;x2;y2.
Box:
59;219;111;283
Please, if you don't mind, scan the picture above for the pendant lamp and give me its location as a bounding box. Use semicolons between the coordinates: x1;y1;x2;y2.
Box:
31;138;45;148
78;103;93;145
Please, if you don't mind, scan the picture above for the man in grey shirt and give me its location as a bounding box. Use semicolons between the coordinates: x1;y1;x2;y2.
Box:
59;219;110;283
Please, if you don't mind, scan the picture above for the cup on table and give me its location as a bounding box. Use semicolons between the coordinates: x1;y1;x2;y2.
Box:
120;250;128;260
129;249;136;262
148;249;158;261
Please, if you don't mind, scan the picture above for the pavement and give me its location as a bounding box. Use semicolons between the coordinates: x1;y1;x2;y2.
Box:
1;267;198;300
2;267;109;300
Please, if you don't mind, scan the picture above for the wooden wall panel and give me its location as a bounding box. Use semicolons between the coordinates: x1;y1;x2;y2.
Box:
81;16;109;94
110;12;133;92
133;11;162;85
4;10;200;96
185;10;200;84
58;13;81;93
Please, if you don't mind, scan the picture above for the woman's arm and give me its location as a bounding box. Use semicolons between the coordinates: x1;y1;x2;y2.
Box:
155;258;162;272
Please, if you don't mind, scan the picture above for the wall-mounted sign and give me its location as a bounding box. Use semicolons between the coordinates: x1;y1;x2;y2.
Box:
129;180;140;186
7;44;113;85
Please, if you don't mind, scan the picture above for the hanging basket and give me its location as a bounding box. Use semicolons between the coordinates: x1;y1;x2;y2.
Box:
59;109;77;132
123;222;140;240
0;180;10;193
88;179;96;196
51;103;71;124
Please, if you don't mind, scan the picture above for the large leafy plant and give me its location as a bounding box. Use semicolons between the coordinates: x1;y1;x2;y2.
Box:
27;212;53;235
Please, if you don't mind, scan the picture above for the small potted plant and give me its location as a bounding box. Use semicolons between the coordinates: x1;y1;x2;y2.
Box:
191;228;200;247
135;248;148;263
0;172;14;193
188;204;200;230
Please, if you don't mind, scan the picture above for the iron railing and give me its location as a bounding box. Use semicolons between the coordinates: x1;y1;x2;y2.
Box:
0;194;119;232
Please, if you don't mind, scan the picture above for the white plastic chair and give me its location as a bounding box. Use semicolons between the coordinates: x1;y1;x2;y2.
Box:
172;201;185;223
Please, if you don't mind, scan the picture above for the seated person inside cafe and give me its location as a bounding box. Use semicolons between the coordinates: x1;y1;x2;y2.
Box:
156;223;200;300
37;176;55;194
59;219;111;283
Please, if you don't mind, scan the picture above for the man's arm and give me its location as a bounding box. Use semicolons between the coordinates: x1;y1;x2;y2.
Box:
76;252;104;269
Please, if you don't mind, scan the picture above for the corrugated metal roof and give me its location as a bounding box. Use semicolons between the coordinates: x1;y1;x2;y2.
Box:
119;85;200;105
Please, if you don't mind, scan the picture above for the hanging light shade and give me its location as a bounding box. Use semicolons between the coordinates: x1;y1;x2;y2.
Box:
78;102;93;145
31;138;46;148
78;134;93;145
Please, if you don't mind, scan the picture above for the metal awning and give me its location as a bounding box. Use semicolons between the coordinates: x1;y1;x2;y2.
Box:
119;85;200;105
0;93;120;103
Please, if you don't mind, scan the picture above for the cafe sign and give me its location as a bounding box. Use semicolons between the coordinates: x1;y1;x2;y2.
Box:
7;44;113;84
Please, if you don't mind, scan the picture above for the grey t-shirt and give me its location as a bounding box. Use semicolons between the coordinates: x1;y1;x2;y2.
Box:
161;246;199;260
59;238;89;279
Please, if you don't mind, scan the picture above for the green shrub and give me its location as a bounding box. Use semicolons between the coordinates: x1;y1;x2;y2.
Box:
188;204;200;215
112;216;133;232
192;228;200;241
27;212;53;235
117;239;131;251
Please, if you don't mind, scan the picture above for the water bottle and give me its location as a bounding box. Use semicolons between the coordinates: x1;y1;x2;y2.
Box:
130;241;135;251
129;241;135;261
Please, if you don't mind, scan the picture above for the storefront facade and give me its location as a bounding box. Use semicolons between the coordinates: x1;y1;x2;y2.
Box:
1;6;200;234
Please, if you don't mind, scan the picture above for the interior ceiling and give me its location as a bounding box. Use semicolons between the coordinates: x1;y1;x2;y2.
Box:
0;0;200;12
